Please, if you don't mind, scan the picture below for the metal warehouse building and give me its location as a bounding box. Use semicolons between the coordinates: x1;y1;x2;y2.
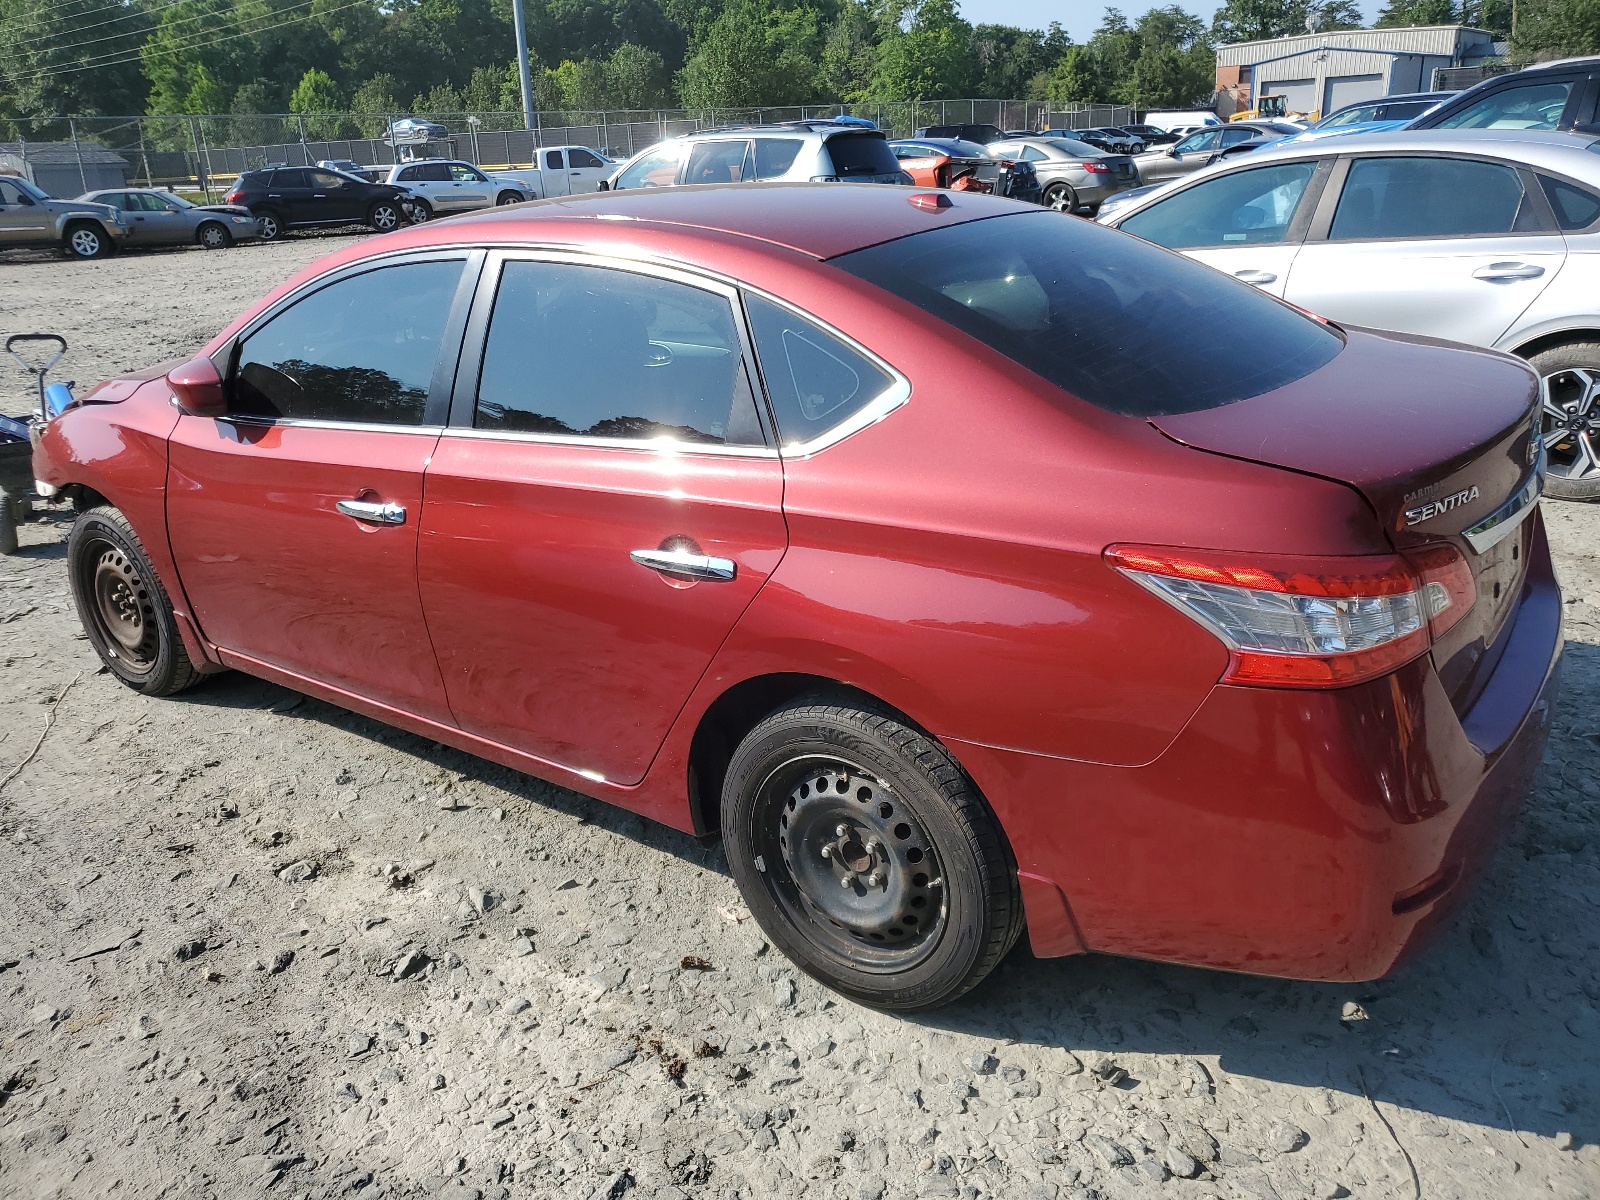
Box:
0;141;131;197
1215;26;1501;118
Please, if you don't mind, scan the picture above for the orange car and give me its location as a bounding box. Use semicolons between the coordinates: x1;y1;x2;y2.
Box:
887;139;1040;201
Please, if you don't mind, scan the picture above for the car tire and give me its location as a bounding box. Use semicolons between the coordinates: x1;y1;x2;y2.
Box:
196;221;232;250
720;696;1024;1011
1044;183;1079;214
63;222;111;259
368;200;402;233
254;210;283;241
405;198;433;223
67;506;205;696
1527;342;1600;500
495;191;523;206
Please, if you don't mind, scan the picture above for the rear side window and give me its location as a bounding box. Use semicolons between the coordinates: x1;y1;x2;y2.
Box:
1329;157;1537;240
232;260;464;425
475;261;766;446
753;139;803;178
1434;80;1573;130
1120;161;1318;248
745;295;895;445
824;134;900;177
1540;175;1600;229
832;211;1342;417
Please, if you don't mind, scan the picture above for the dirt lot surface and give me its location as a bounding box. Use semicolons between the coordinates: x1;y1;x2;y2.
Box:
0;235;1598;1200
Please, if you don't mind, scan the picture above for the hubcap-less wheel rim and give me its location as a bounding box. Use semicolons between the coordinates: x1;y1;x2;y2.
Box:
1047;186;1074;213
758;756;947;973
70;229;100;256
372;205;398;230
260;216;279;239
1541;368;1600;482
89;543;158;671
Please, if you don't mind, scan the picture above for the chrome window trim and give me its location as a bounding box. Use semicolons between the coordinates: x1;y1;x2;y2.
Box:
218;415;447;436
439;426;779;458
1462;463;1544;554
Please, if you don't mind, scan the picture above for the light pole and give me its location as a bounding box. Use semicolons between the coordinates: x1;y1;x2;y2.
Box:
511;0;537;134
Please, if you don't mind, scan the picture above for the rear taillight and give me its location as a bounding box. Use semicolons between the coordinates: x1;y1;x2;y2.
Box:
224;188;243;204
1105;543;1475;688
1083;161;1110;173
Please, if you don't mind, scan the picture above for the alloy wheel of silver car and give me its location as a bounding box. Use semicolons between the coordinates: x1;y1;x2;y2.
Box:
1541;367;1600;488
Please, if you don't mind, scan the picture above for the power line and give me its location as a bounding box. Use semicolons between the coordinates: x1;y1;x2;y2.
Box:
0;0;180;41
17;0;325;58
1;0;207;52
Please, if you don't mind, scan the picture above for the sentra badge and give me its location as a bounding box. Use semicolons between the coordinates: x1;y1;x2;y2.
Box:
1405;485;1480;526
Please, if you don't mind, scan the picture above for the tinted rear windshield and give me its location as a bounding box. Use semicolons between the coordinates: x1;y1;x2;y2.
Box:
825;133;901;176
831;211;1342;417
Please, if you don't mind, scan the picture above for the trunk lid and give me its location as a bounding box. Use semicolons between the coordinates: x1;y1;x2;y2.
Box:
1151;328;1542;713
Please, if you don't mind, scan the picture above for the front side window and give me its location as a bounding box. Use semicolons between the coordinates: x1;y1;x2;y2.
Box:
832;211;1342;417
1435;80;1574;130
232;260;464;425
612;144;684;189
475;261;765;446
1541;175;1600;229
0;180;28;205
685;140;751;184
1329;156;1536;240
569;148;605;168
744;294;895;446
753;138;803;178
450;164;488;182
310;170;347;189
1321;104;1381;128
1175;130;1221;154
1121;161;1319;249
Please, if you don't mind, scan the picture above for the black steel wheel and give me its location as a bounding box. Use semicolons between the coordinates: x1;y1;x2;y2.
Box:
196;221;232;250
722;697;1023;1011
1044;182;1079;214
1528;343;1600;500
68;507;205;695
254;210;283;241
368;200;402;233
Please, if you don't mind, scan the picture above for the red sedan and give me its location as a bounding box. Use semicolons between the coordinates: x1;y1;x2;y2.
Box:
32;184;1560;1010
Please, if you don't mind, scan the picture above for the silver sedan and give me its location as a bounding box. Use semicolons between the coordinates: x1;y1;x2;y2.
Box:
987;137;1140;215
1098;128;1600;499
78;188;261;249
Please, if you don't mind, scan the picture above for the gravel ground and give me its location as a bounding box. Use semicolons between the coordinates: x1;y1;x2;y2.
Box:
1;235;1598;1200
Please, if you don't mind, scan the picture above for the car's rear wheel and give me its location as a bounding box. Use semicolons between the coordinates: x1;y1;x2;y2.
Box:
68;507;205;695
1527;343;1600;500
196;221;232;250
368;200;402;233
254;210;283;241
63;222;111;259
404;197;433;223
721;697;1023;1011
1044;182;1079;214
496;191;523;206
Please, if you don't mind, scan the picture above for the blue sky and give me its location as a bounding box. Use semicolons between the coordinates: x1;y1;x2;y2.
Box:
960;0;1380;43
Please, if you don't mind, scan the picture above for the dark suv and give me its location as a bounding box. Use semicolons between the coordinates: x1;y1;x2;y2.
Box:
222;167;410;241
1409;57;1600;133
914;123;1007;145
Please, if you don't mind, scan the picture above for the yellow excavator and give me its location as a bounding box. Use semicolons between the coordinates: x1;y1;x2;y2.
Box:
1229;95;1318;123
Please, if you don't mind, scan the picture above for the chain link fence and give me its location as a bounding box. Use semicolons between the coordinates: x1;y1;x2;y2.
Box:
0;100;1136;198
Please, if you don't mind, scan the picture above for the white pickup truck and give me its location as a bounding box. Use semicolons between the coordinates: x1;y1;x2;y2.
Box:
382;147;615;217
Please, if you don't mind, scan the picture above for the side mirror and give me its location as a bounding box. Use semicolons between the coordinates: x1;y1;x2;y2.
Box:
597;179;610;191
1166;147;1180;157
167;356;227;417
16;191;34;205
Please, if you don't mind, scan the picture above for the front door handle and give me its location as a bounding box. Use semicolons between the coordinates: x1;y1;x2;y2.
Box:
1472;262;1545;281
1232;269;1277;285
336;498;406;525
630;547;736;581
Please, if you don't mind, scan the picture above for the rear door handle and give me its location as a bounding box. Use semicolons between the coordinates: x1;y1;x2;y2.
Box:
630;548;736;581
1472;262;1545;281
1232;269;1277;285
336;498;406;525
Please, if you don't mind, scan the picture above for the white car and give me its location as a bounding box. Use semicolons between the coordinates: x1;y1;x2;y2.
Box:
1099;128;1600;498
384;148;614;218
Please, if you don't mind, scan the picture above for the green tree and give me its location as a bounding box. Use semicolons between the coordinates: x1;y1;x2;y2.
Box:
677;1;818;107
351;73;401;135
1376;0;1457;25
971;22;1071;99
820;2;879;101
1212;0;1360;44
606;43;670;107
1046;44;1101;103
871;0;975;100
0;0;154;120
291;67;345;137
550;57;610;107
1516;0;1600;55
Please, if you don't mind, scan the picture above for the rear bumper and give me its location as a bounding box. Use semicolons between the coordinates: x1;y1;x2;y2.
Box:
955;510;1563;981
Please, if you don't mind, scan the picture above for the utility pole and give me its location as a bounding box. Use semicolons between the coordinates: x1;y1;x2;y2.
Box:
511;0;537;134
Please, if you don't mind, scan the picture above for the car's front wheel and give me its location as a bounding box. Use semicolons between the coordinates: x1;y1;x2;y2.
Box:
63;222;111;259
67;507;205;695
254;210;283;241
196;221;232;250
721;697;1023;1011
1527;342;1600;500
368;200;402;233
1044;182;1079;214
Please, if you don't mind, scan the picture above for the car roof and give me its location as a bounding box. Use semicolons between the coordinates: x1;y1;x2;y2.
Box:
1229;127;1600;171
382;181;1021;259
889;138;982;153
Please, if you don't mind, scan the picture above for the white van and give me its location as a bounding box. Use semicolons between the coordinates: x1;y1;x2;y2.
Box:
1141;110;1222;132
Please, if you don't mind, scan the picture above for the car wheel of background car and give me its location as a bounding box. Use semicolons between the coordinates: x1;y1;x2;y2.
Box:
367;201;402;233
68;507;206;695
196;221;232;250
720;696;1024;1011
496;191;523;206
1528;342;1600;500
63;222;110;259
403;198;432;223
254;210;283;241
1044;183;1079;214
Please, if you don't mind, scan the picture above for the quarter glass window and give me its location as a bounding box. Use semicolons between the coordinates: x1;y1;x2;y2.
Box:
475;261;766;446
233;260;463;424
